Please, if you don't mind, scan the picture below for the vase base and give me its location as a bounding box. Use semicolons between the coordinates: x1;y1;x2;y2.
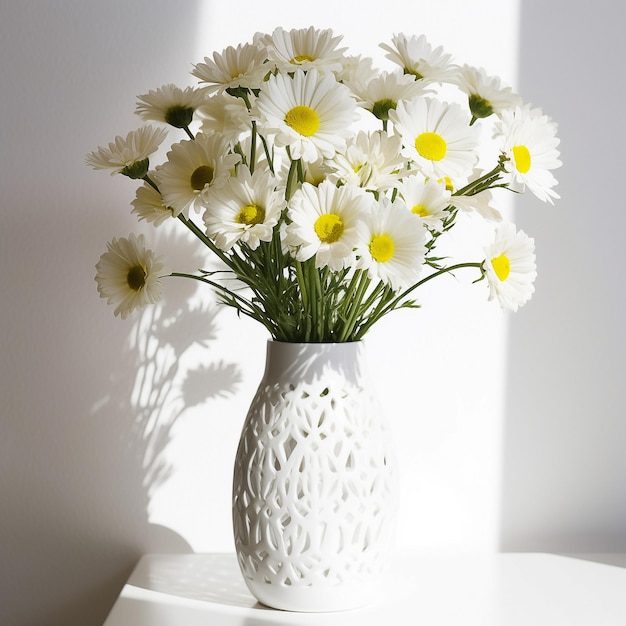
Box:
245;578;378;612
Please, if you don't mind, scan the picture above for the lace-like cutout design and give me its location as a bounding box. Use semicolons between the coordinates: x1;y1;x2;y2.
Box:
233;376;396;593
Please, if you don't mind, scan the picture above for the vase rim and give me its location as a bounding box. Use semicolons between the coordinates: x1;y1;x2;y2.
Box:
268;339;363;345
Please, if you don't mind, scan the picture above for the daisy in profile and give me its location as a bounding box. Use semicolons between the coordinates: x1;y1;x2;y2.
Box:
390;97;480;180
396;174;452;231
284;180;371;270
326;130;405;191
196;92;252;145
450;192;502;221
351;70;431;125
334;53;373;83
131;176;174;226
157;132;241;218
276;156;329;196
380;34;459;84
86;126;168;179
192;42;268;94
95;233;167;319
135;84;206;135
254;69;358;162
300;158;329;186
257;26;346;74
454;65;522;124
495;105;561;204
356;195;427;291
483;222;536;311
202;166;284;251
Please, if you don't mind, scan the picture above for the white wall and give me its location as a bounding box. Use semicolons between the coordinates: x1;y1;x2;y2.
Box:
500;0;626;552
0;1;623;625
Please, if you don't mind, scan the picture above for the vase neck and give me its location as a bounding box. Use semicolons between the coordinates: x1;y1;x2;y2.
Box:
263;341;367;385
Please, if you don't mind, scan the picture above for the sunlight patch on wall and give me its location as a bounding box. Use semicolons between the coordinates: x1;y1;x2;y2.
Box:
145;0;523;553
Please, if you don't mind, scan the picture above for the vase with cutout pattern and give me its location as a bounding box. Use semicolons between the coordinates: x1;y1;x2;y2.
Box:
232;340;397;612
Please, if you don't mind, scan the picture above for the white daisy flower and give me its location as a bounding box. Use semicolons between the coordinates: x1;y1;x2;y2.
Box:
157;133;241;218
196;91;252;145
380;34;459;84
95;233;167;319
390;97;480;180
192;42;269;94
396;174;452;231
202;166;284;251
277;157;330;196
300;158;330;186
284;180;371;271
454;65;522;122
135;84;206;130
254;69;358;162
86;126;168;178
256;26;346;74
351;70;431;124
356;195;427;290
483;222;536;311
495;105;561;204
131;177;174;226
333;54;375;90
450;191;502;221
326;130;406;191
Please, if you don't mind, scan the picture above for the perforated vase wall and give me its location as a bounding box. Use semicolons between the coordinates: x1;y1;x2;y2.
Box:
232;341;397;612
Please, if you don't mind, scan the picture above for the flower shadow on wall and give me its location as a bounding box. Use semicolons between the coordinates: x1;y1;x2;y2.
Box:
90;227;242;549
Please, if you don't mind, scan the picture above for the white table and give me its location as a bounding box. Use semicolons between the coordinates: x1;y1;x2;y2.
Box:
102;552;626;625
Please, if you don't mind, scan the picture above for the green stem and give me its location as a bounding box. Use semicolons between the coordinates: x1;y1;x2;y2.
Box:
249;121;257;174
169;271;257;316
336;270;361;325
285;159;304;201
294;260;311;340
176;215;232;266
143;174;160;192
352;285;397;340
169;271;280;337
379;262;486;320
259;133;274;173
310;262;325;340
454;156;508;197
338;270;371;342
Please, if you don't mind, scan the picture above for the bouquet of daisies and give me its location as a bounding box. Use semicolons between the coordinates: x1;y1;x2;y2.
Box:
88;26;561;342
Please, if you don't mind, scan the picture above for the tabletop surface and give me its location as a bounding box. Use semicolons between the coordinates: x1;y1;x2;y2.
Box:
102;552;626;626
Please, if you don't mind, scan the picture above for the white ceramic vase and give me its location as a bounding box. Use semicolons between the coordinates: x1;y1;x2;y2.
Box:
232;340;397;612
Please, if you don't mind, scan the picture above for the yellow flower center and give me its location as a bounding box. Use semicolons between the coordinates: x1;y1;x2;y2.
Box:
512;145;532;174
412;204;430;217
369;234;395;263
491;254;511;282
235;203;265;226
290;54;316;64
415;132;447;161
190;165;214;191
127;265;146;291
285;105;320;137
314;213;344;243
